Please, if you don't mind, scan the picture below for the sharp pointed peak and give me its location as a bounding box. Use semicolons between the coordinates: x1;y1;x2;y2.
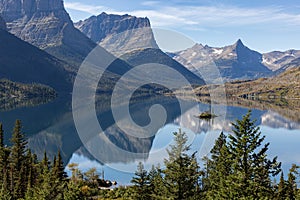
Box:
235;39;244;46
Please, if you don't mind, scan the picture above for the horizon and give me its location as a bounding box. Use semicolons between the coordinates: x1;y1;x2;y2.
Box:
64;0;300;53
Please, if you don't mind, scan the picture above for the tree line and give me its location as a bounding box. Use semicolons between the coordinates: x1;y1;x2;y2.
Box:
105;111;299;200
0;111;299;199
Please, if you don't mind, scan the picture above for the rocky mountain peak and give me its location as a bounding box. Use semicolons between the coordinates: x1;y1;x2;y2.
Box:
170;40;271;80
235;39;244;47
75;12;158;56
75;12;152;44
0;0;72;49
0;0;64;21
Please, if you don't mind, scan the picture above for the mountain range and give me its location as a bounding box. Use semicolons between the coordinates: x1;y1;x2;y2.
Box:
170;39;300;81
262;49;300;71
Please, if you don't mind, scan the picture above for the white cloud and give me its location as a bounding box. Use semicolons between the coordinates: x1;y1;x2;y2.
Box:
65;2;300;29
141;1;160;6
64;2;112;15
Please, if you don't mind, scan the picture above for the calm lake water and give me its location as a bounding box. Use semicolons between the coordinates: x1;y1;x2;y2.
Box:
0;95;299;185
67;103;300;185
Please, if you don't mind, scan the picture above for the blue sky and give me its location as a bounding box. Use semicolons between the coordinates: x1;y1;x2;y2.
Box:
64;0;300;52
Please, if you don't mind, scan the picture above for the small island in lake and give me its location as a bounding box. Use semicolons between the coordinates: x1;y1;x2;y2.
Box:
196;111;218;120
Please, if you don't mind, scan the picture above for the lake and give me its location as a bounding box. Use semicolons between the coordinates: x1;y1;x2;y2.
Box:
67;104;300;185
1;95;297;186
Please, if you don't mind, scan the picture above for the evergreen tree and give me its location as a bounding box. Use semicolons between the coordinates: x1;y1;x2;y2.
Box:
10;120;28;199
227;110;281;198
0;123;11;193
148;165;166;200
286;164;299;200
54;150;67;181
164;129;200;200
40;151;50;177
0;126;12;200
0;123;4;148
131;162;150;200
276;172;287;199
204;132;233;199
63;181;84;200
31;152;61;200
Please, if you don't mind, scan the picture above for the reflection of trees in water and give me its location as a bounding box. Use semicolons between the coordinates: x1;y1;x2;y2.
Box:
0;96;56;111
0;80;56;111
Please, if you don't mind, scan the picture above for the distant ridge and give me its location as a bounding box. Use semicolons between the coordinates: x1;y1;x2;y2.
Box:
171;39;273;80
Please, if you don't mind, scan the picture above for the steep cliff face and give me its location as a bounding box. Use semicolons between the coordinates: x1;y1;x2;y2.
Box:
0;0;68;48
75;12;153;43
75;12;158;56
0;0;96;69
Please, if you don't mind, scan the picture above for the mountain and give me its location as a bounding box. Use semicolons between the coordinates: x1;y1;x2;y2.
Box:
278;57;300;72
262;50;300;71
75;12;154;44
171;39;273;80
0;28;70;92
76;13;203;85
0;0;96;69
75;12;158;56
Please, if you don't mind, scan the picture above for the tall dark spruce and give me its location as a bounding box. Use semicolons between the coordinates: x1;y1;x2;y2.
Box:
10;120;28;199
208;111;282;199
164;129;200;200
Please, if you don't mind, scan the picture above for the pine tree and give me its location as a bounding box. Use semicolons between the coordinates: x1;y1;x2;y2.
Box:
148;165;167;200
164;129;200;200
0;123;4;148
0;123;10;193
204;132;234;199
63;181;84;200
276;172;287;199
55;150;67;181
10;120;28;199
131;162;150;200
286;164;299;200
227;110;281;198
0;125;12;200
32;152;54;200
